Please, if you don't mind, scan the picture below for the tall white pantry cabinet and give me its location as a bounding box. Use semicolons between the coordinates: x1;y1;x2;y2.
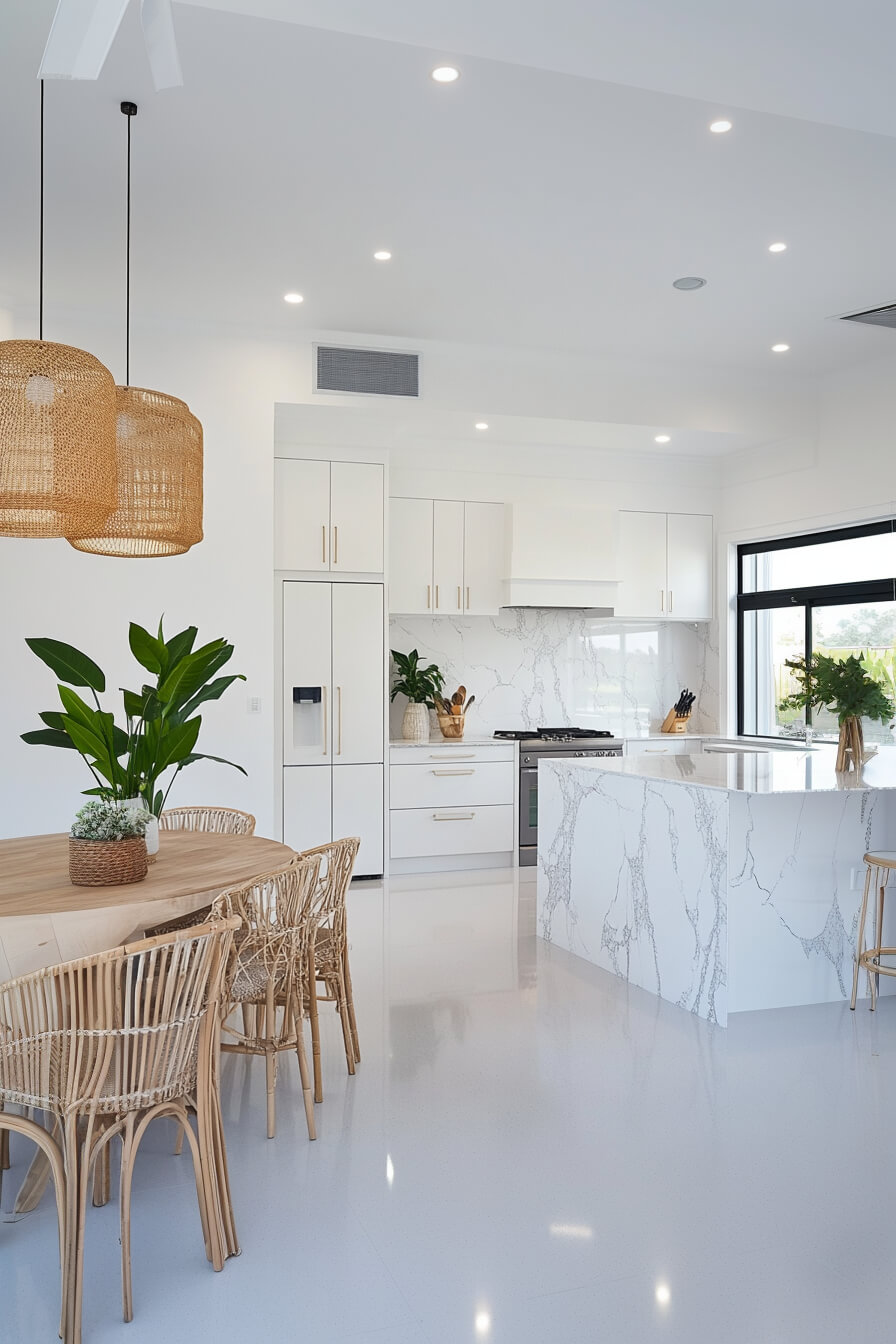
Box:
276;455;386;878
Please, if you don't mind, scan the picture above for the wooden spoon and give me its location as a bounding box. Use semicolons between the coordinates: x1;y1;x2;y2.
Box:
452;686;466;705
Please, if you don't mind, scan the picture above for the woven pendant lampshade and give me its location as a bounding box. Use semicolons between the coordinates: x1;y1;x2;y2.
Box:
69;385;203;557
0;340;117;539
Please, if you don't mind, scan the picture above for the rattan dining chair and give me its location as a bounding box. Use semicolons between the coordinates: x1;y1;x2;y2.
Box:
0;918;239;1344
159;806;256;836
294;837;361;1103
211;855;322;1142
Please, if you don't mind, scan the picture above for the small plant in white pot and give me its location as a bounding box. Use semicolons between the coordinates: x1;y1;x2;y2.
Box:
69;800;152;887
390;649;445;742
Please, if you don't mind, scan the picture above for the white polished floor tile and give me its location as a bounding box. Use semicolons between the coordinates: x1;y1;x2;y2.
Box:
2;867;896;1342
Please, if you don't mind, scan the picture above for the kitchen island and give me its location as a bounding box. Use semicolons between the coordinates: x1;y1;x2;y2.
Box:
536;748;896;1024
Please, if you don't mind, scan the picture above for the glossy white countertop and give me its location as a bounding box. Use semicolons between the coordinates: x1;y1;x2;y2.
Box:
389;736;511;750
544;745;896;794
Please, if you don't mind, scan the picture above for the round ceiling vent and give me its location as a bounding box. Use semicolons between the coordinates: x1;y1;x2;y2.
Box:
672;276;707;291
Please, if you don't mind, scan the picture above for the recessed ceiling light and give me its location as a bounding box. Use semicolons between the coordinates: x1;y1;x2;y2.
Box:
768;242;787;253
283;292;303;304
709;119;732;133
475;422;489;430
771;343;790;353
672;276;706;291
654;434;671;444
373;250;392;261
655;1283;671;1306
432;66;460;83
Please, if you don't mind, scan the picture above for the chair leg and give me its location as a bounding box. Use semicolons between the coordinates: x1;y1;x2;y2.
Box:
852;864;873;1009
264;983;278;1140
292;1001;317;1141
333;964;356;1077
62;1113;95;1344
875;877;886;1000
119;1114;137;1323
0;1110;67;1338
308;956;323;1104
343;944;361;1065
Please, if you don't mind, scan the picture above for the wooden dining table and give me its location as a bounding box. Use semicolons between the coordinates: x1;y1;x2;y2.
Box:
0;827;294;1248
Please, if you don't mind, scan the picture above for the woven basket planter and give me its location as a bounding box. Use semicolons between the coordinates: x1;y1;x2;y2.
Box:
69;836;148;887
437;713;465;740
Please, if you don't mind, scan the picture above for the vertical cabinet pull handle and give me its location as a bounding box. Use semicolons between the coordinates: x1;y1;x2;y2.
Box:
669;590;673;612
466;586;471;610
322;525;327;564
427;584;431;610
435;584;440;609
457;585;462;609
333;525;338;565
337;686;343;755
660;589;664;612
322;685;328;756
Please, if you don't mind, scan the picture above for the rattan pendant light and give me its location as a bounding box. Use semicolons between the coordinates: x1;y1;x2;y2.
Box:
0;83;117;539
69;102;203;558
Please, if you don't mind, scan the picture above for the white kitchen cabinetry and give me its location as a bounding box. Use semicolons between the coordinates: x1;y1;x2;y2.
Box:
389;741;516;871
388;497;505;616
275;458;384;573
282;580;385;876
616;511;712;621
432;500;465;614
463;501;505;614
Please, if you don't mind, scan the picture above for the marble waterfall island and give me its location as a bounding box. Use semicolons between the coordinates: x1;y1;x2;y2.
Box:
536;750;896;1024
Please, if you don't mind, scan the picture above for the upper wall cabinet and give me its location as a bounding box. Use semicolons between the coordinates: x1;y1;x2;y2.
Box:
389;497;505;616
616;510;713;621
275;458;384;574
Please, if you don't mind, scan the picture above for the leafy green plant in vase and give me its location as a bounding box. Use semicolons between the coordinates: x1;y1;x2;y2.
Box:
22;619;247;855
69;799;152;887
390;648;445;742
779;652;895;772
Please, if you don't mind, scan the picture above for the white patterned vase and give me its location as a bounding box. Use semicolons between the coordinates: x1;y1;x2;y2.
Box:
402;702;430;742
122;797;160;859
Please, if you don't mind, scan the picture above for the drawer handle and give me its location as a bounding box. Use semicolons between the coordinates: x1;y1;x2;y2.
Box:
645;748;668;753
431;768;475;776
432;812;475;821
428;753;476;760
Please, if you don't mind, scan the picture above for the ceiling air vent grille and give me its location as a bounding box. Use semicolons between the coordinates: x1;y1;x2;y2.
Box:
841;303;896;330
315;345;420;397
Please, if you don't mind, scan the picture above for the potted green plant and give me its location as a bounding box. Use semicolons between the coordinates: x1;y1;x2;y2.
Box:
779;652;894;771
22;619;247;853
69;799;152;887
390;648;445;742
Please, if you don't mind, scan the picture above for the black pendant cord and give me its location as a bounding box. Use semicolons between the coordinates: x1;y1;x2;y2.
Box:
121;101;138;387
39;79;44;341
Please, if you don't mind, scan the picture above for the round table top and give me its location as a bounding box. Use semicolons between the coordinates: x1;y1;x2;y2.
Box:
0;830;294;919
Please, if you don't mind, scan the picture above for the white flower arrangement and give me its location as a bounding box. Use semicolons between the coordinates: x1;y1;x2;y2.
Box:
71;800;150;842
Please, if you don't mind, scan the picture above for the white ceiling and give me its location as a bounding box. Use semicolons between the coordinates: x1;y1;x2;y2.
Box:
2;0;896;426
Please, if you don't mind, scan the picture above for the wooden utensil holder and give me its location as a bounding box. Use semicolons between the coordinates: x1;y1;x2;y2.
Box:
438;713;465;739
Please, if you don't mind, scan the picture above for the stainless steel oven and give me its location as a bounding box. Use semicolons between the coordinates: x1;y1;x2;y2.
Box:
494;729;624;866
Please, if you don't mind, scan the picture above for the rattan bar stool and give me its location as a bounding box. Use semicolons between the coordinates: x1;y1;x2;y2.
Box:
0;919;239;1344
851;851;896;1010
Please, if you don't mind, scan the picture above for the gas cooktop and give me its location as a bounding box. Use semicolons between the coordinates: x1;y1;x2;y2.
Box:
494;727;616;742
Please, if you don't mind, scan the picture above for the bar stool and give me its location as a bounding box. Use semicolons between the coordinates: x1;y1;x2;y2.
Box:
851;851;896;1010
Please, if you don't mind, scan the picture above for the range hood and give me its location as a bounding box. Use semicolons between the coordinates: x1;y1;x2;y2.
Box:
501;503;618;611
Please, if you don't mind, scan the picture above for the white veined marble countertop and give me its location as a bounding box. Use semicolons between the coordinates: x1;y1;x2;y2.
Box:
389;736;510;749
543;745;896;794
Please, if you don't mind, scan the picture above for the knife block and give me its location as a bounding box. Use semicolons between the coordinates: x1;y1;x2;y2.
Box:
660;709;690;734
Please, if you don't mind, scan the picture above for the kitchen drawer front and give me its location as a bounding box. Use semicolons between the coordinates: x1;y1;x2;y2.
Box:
389;743;515;765
625;739;698;756
390;761;514;810
390;804;514;859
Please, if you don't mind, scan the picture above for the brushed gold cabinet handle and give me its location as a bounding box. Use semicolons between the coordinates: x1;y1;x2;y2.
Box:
457;585;461;609
322;525;327;564
427;584;431;610
432;812;475;821
669;590;673;612
431;768;475;776
660;589;664;612
333;525;338;565
322;685;328;756
435;584;440;609
337;685;343;755
466;586;471;609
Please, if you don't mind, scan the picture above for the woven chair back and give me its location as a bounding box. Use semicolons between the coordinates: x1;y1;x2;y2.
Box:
292;837;360;941
211;855;322;997
0;920;237;1116
159;807;256;836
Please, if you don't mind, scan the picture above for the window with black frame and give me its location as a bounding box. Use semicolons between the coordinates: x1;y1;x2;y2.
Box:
737;521;896;741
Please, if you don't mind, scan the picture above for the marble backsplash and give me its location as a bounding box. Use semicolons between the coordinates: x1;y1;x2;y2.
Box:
389;610;719;738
